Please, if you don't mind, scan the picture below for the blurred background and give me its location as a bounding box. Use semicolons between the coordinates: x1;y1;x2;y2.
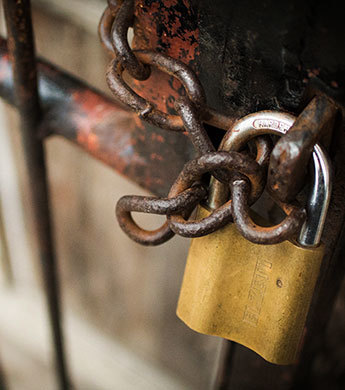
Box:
0;0;220;389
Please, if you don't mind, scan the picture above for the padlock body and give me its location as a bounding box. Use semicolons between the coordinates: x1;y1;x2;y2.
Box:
177;206;324;365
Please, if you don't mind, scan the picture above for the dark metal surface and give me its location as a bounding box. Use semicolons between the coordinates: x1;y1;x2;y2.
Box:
196;0;345;118
2;1;70;389
268;96;338;202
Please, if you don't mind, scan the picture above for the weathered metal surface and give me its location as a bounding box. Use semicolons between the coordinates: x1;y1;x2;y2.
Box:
114;101;283;244
2;1;70;389
116;184;207;245
231;179;305;244
215;110;331;246
106;49;206;131
0;37;190;196
176;97;215;155
177;204;324;364
132;0;200;114
110;0;151;80
105;0;332;249
196;0;345;117
167;151;265;237
268;96;337;202
102;0;236;132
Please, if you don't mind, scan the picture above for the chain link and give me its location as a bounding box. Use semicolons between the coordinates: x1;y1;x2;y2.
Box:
106;49;206;131
98;0;326;246
230;179;306;244
167;151;265;238
116;184;207;245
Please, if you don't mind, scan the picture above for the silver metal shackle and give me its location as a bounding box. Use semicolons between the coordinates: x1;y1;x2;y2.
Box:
221;111;331;247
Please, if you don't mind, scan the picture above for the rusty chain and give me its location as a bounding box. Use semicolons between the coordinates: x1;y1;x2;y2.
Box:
99;0;336;246
116;184;207;245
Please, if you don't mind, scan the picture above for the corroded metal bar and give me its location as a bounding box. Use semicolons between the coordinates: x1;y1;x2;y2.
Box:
0;37;187;196
268;96;337;202
2;1;70;389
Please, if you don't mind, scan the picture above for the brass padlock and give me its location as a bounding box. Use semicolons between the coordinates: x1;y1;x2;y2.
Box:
177;111;331;365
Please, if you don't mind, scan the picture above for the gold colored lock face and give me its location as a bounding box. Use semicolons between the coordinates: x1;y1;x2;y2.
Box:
177;206;324;365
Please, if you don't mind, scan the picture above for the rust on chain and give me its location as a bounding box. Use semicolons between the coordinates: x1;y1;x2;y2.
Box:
268;95;338;202
106;49;206;131
99;0;150;80
112;0;151;80
100;0;314;246
116;184;207;246
207;135;273;210
100;0;238;132
167;151;265;237
175;96;232;184
176;97;271;185
175;97;214;155
230;179;306;244
211;111;309;244
99;7;117;55
131;0;200;119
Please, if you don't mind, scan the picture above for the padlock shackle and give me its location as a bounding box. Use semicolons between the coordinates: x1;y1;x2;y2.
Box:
220;111;331;247
298;144;331;247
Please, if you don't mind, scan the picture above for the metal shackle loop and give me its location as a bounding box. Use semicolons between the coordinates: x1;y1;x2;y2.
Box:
220;111;331;247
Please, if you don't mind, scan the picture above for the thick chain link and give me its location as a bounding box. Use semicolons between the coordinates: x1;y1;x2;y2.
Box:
98;0;329;246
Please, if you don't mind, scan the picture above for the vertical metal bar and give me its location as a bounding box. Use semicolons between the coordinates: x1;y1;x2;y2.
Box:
2;1;70;389
0;203;13;285
212;341;236;390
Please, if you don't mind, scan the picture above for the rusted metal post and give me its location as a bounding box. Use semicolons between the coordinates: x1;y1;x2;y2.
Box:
2;1;70;389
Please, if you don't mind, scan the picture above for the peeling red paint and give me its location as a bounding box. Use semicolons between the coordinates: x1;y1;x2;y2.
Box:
131;0;199;114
